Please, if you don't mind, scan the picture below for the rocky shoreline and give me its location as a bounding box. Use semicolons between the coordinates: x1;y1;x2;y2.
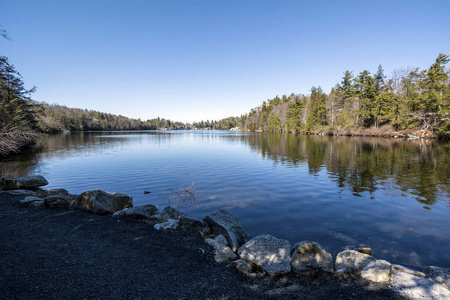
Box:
2;175;450;299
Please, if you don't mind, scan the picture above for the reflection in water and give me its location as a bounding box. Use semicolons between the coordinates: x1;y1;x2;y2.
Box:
1;130;449;269
241;133;449;207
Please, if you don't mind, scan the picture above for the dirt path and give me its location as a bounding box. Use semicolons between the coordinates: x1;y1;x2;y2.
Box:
0;193;404;299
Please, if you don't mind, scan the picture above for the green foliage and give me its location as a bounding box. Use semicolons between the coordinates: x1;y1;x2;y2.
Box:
305;86;327;131
268;114;282;132
0;56;37;128
217;53;449;139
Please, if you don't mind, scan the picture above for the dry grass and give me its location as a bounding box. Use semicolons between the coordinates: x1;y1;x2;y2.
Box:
0;124;39;156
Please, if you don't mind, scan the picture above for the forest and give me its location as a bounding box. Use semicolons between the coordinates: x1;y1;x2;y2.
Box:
1;52;449;156
213;53;450;139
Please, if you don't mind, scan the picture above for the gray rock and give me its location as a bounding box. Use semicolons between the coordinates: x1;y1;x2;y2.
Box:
335;250;376;275
345;245;372;256
228;259;253;276
424;266;450;290
203;209;248;252
291;241;333;273
391;264;427;278
179;215;210;236
0;189;39;196
113;204;159;220
391;269;450;299
159;206;187;222
238;235;291;276
205;235;238;264
41;189;69;197
0;176;48;190
20;196;45;207
44;195;76;208
154;219;179;231
361;259;391;283
69;190;133;215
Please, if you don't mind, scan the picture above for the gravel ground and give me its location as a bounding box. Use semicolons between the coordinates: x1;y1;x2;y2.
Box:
0;193;405;299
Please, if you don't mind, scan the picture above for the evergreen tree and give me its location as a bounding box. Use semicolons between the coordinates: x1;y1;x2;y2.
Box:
306;86;327;131
0;56;37;128
355;70;376;127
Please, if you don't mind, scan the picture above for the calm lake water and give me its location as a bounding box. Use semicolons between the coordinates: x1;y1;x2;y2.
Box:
1;131;449;269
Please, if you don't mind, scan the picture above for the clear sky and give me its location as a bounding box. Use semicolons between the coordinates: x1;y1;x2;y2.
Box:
1;0;449;123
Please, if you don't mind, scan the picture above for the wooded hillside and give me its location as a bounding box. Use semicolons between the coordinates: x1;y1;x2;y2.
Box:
214;53;450;139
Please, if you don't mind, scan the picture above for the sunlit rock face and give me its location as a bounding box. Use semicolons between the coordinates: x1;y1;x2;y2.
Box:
238;234;291;276
360;259;391;283
69;190;133;215
334;250;376;275
424;266;450;290
0;176;48;190
290;241;333;273
203;209;248;252
391;267;450;299
205;235;238;264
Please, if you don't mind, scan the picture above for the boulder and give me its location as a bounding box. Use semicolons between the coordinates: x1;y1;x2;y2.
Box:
68;190;133;215
154;219;179;231
203;209;248;252
238;235;291;276
335;250;376;275
159;206;187;222
391;264;427;278
391;268;450;299
360;259;391;283
113;204;159;220
179;215;210;236
291;241;333;273
20;196;45;208
1;176;49;190
205;235;238;264
41;189;69;197
424;266;450;290
228;259;253;276
0;189;39;196
44;195;76;209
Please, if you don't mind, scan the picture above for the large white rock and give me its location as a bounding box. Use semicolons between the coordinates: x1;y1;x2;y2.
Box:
425;266;450;290
205;235;238;264
391;269;450;299
335;250;376;275
1;176;48;190
69;190;133;215
203;209;247;252
360;259;391;283
238;235;291;276
291;241;333;273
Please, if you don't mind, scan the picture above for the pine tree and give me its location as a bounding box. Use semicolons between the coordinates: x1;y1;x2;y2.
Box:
0;56;37;128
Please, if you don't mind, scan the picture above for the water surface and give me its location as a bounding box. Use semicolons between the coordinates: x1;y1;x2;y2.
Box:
1;131;449;269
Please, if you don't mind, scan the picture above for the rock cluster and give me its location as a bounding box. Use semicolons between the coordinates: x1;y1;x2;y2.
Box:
3;175;450;300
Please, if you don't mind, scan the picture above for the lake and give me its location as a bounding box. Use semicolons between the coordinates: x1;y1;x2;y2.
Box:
1;130;449;269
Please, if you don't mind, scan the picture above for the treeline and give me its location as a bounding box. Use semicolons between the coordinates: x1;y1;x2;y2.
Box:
36;103;184;133
0;54;185;155
215;53;450;138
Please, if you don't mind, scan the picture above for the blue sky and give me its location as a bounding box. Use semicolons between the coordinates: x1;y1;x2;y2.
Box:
1;0;449;123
